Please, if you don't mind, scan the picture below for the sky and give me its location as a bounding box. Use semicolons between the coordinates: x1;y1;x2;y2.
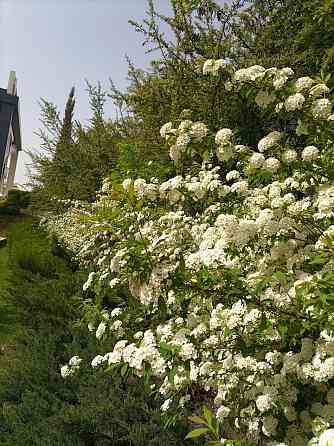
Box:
0;0;172;186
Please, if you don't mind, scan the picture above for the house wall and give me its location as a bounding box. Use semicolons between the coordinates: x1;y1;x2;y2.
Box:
0;73;21;196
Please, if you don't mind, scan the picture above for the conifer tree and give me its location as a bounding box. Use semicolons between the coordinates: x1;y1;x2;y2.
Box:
57;86;75;154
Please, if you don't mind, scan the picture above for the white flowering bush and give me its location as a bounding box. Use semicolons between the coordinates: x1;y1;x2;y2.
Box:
48;61;334;445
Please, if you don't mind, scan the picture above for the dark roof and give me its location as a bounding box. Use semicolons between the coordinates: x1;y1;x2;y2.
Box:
0;87;22;173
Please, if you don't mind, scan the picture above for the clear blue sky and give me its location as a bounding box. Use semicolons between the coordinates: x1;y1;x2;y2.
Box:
0;0;172;186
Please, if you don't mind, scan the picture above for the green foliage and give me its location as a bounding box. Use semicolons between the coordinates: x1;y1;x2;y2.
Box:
186;406;255;445
29;84;118;207
107;0;334;174
230;0;334;75
187;406;219;442
0;221;186;445
22;1;334;443
114;142;172;182
29;0;334;210
0;190;31;216
7;222;65;278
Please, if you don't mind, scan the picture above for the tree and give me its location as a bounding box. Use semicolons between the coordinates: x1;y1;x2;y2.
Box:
29;85;119;206
108;0;334;160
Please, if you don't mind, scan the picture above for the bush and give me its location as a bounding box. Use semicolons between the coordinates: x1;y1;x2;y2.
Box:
0;190;31;216
47;62;334;445
7;222;65;277
0;221;185;445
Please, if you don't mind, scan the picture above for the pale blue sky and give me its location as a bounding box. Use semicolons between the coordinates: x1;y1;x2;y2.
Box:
0;0;172;185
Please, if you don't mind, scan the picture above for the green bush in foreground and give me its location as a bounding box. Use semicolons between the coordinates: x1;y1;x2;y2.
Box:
0;190;31;216
48;61;334;445
0;222;185;445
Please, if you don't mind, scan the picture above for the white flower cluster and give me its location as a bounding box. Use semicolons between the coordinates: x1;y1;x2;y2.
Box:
60;356;82;378
203;59;225;75
51;62;334;445
285;93;305;111
258;131;282;153
227;63;332;124
160;119;208;161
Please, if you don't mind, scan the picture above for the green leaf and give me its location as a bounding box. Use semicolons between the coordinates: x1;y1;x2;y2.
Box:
203;405;213;428
188;414;206;425
121;363;128;377
185;427;210;439
159;341;175;352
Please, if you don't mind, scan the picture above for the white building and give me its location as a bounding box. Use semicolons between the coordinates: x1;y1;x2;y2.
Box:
0;71;22;196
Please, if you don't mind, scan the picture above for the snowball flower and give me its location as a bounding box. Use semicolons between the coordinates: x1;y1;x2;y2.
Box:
110;307;122;317
295;76;314;92
101;310;110;321
273;68;294;89
83;271;95;291
249;152;265;168
226;170;240;182
256;394;274;413
111;320;122;331
302;146;319;161
265;157;281;172
203;59;215;75
309;83;330;97
225;81;233;91
319;429;334;446
282;150;297;163
180;343;197;360
214;59;225;71
101;180;111;193
176;133;191;149
275;102;284;112
315;185;334;218
190;122;208;139
258;131;282;152
230;180;248;194
122;178;132;191
203;59;224;75
178;120;193;132
312;98;332;119
47;62;334;444
285;93;305;111
234;65;265;82
160;122;173;138
161;398;172;412
96;321;107;340
60;365;73;378
217;405;231;419
69;356;82;367
109;278;120;288
215;128;233;145
91;355;105;367
133;178;147;198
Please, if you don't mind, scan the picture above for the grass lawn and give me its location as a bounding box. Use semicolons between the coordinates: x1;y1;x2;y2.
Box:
0;216;29;359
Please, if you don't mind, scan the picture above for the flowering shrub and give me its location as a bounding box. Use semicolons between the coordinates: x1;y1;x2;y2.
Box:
48;61;334;445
